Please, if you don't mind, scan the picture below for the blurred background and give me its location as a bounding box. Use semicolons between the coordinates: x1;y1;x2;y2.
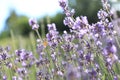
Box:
0;0;120;47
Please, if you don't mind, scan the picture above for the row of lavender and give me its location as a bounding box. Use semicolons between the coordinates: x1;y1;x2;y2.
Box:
0;0;120;80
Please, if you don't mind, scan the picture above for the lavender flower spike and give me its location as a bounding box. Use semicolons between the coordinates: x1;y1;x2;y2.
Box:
58;0;68;9
29;18;37;26
29;18;39;30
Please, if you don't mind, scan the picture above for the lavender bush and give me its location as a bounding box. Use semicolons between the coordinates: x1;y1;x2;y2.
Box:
0;0;120;80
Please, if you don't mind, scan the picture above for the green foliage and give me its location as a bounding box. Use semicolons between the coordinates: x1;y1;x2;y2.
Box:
0;30;10;38
69;0;102;23
6;11;31;36
117;11;120;17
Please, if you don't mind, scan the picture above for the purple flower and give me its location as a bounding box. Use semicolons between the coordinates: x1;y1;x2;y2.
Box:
59;0;67;9
17;68;27;76
6;62;12;68
96;41;102;46
15;49;34;61
48;40;58;48
101;0;110;10
5;46;11;52
105;39;117;54
3;75;7;80
63;17;74;27
61;43;73;52
46;23;61;48
81;16;88;24
0;52;9;60
103;44;117;57
57;70;64;76
66;65;80;80
93;21;106;36
46;33;53;41
101;0;108;3
29;18;37;26
109;45;117;54
46;31;59;41
29;18;39;30
114;76;118;80
62;31;74;42
51;52;56;61
32;24;39;30
108;22;114;29
21;61;27;67
15;49;23;56
97;10;108;20
77;50;84;59
72;18;81;30
12;76;17;80
85;53;94;62
36;43;44;54
89;69;97;78
65;9;75;17
47;23;56;31
72;16;88;30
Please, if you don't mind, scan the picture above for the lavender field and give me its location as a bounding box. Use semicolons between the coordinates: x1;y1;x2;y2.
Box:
0;0;120;80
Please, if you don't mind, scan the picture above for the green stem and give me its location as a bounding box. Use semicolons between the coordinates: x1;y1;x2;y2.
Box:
35;30;43;42
115;37;120;48
10;30;16;51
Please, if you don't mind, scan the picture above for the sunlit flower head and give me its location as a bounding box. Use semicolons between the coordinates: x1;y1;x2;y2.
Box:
29;18;39;30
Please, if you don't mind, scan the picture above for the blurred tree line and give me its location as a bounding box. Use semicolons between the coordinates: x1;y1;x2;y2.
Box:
0;0;103;38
